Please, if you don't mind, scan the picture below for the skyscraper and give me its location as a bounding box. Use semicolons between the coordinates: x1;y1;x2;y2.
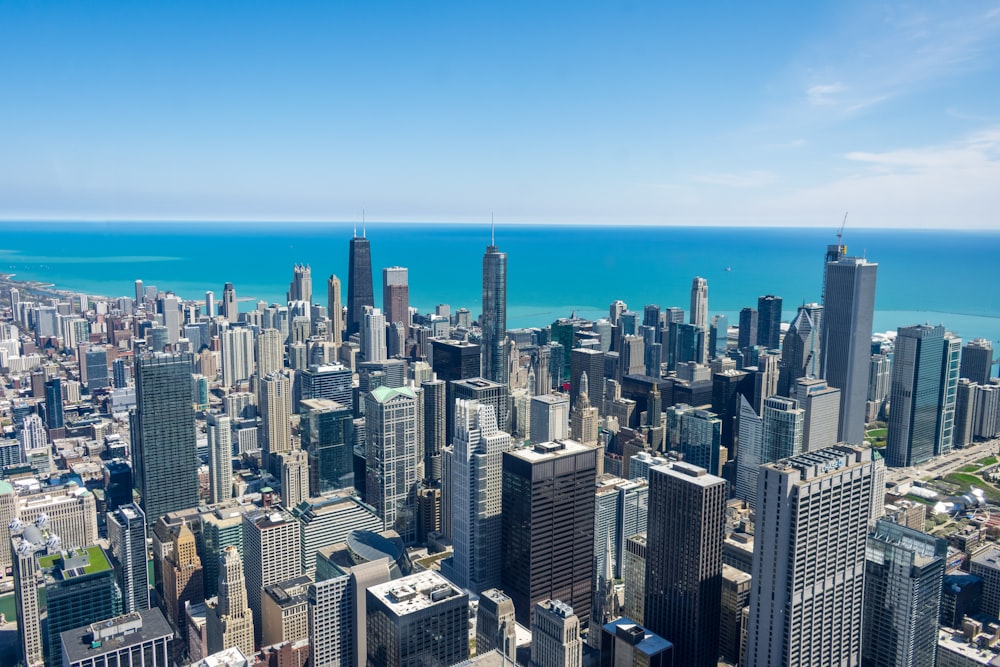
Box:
736;395;805;510
287;263;312;303
131;353;197;526
361;306;387;362
327;274;344;346
644;462;726;667
161;522;203;639
482;236;508;386
689;276;708;331
961;338;993;385
738;307;758;351
365;386;420;544
421;377;446;483
243;508;302;645
862;519;947;667
382;266;409;336
301;398;354;495
502;439;597;626
259;371;292;470
443;400;512;592
821;255;877;444
207;413;233;505
886;325;961;467
756;295;782;349
795;377;841;452
347;232;373;338
107;504;150;614
571;347;605;411
222;282;237;322
531;600;583;667
255;327;284;377
279;448;310;508
746;446;873;667
477;589;518;662
44;376;64;434
220;326;254;387
206;545;255;657
777;306;818;397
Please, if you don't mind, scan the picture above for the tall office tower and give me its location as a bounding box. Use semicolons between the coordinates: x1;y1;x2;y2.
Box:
738;307;758;351
206;546;256;657
44;375;65;434
535;344;552;394
955;378;977;448
777;307;817;397
221;326;254;387
868;352;892;413
382;266;410;335
689;276;708;329
255;328;283;377
531;600;583;667
622;533;647;624
161;294;181;344
108;504;150;614
205;290;215;317
453;377;509;438
756;295;782;349
299;363;353;408
301;398;354;495
477;589;518;662
421;378;446;483
201;506;251;598
445;400;512;592
619;334;646;376
593;477;648;584
327;274;344;345
19;413;51;472
261;575;311;646
112;357;131;388
132;353;197;526
279;448;310;508
746;446;873;667
207;413;233;504
571;347;605;410
736;396;805;509
482;236;508;386
11;526;48;667
665;404;722;474
961;338;993;384
502;440;597;626
821;255;877;444
862;519;947;667
721;564;752;665
347;232;373;338
885;325;960;467
162;522;204;637
644;462;726;667
259;371;292;469
85;346;110;389
243;508;302;644
530;393;570;443
222;282;237;322
361;306;387;362
291;495;383;577
795;377;840;452
366;570;469;666
287;263;312;303
60;608;173;667
709;314;729;360
571;373;600;446
365;386;420;544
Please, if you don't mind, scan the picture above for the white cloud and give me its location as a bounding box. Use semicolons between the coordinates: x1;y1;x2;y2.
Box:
691;170;778;188
807;83;848;106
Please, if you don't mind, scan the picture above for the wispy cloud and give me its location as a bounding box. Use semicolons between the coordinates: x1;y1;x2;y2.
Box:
691;170;778;188
806;83;847;106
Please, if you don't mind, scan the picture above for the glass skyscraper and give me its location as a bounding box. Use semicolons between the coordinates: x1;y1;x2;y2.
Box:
347;233;373;337
482;239;508;388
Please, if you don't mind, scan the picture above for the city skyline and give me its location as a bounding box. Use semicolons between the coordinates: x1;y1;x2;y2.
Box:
1;2;999;228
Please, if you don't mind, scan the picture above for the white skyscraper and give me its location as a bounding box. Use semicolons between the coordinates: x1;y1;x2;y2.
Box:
255;328;284;377
206;545;255;657
690;276;708;330
745;446;873;667
221;327;255;387
243;508;302;645
365;386;420;544
162;294;181;344
530;393;569;443
207;413;233;505
19;414;51;472
736;395;804;511
445;400;512;592
259;371;292;469
361;307;387;362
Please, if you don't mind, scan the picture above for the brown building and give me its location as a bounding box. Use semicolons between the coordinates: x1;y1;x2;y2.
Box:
161;522;204;642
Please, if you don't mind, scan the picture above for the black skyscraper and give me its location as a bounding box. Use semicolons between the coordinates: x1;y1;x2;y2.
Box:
482;238;508;386
737;308;757;351
756;295;782;350
347;233;374;337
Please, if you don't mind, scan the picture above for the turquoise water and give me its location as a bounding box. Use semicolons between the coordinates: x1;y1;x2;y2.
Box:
2;222;999;345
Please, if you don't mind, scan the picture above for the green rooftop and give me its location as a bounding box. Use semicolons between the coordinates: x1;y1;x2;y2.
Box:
369;385;417;402
39;545;113;580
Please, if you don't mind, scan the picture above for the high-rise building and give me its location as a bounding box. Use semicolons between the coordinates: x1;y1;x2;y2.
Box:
737;395;806;509
255;328;284;377
431;338;481;434
221;327;254;387
327;274;344;346
756;295;782;350
709;314;729;360
862;519;947;667
745;446;873;667
665;404;722;475
84;346;110;389
795;377;840;452
820;255;877;445
207;413;233;505
689;277;708;330
366;570;469;666
288;263;312;303
885;325;961;467
482;237;508;387
279;449;310;509
644;462;726;667
206;545;256;657
421;377;446;483
477;588;518;662
502;439;597;626
720;564;751;665
298;363;353;409
530;393;569;443
531;600;583;667
443;400;512;592
44;375;65;434
365;386;420;544
60;608;173;667
201;505;251;598
961;338;993;385
347;232;373;338
571;347;605;411
108;504;150;614
161;522;204;637
259;371;292;469
361;306;387;362
132;353;197;526
570;373;600;446
738;308;758;351
301;398;354;496
382;266;409;336
777;307;818;397
222;282;237;322
290;494;383;577
243;508;302;644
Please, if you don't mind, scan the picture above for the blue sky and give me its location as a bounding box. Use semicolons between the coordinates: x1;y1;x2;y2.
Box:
2;1;999;228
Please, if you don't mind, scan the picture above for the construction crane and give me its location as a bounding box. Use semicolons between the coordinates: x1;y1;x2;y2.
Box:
837;212;848;244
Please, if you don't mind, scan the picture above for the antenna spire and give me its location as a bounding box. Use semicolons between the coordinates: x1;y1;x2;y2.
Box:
491;212;495;246
363;209;366;238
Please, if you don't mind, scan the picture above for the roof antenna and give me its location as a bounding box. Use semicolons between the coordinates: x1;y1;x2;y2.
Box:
491;212;495;246
363;209;366;238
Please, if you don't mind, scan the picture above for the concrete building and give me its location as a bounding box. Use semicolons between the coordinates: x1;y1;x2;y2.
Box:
598;618;674;667
476;588;518;662
795;377;840;452
531;599;582;667
530;393;569;444
970;546;1000;619
243;508;303;645
60;608;173;667
364;385;421;544
207;413;233;505
206;545;255;658
261;575;312;646
720;564;751;665
107;504;149;614
290;492;383;577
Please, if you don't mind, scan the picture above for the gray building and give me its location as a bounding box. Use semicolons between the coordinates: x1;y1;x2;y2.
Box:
107;504;149;614
60;609;173;667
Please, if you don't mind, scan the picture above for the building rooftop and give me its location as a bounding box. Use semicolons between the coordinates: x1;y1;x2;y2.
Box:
60;608;173;665
368;570;465;617
722;564;752;585
650;461;725;487
191;647;250;667
937;628;1000;665
971;545;1000;570
507;439;593;463
40;545;112;580
531;393;568;405
263;575;313;608
369;385;417;402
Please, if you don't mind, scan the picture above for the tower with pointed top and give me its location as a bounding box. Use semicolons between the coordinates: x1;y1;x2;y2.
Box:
571;372;599;445
482;231;508;391
347;227;374;338
287;264;313;304
206;545;255;657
